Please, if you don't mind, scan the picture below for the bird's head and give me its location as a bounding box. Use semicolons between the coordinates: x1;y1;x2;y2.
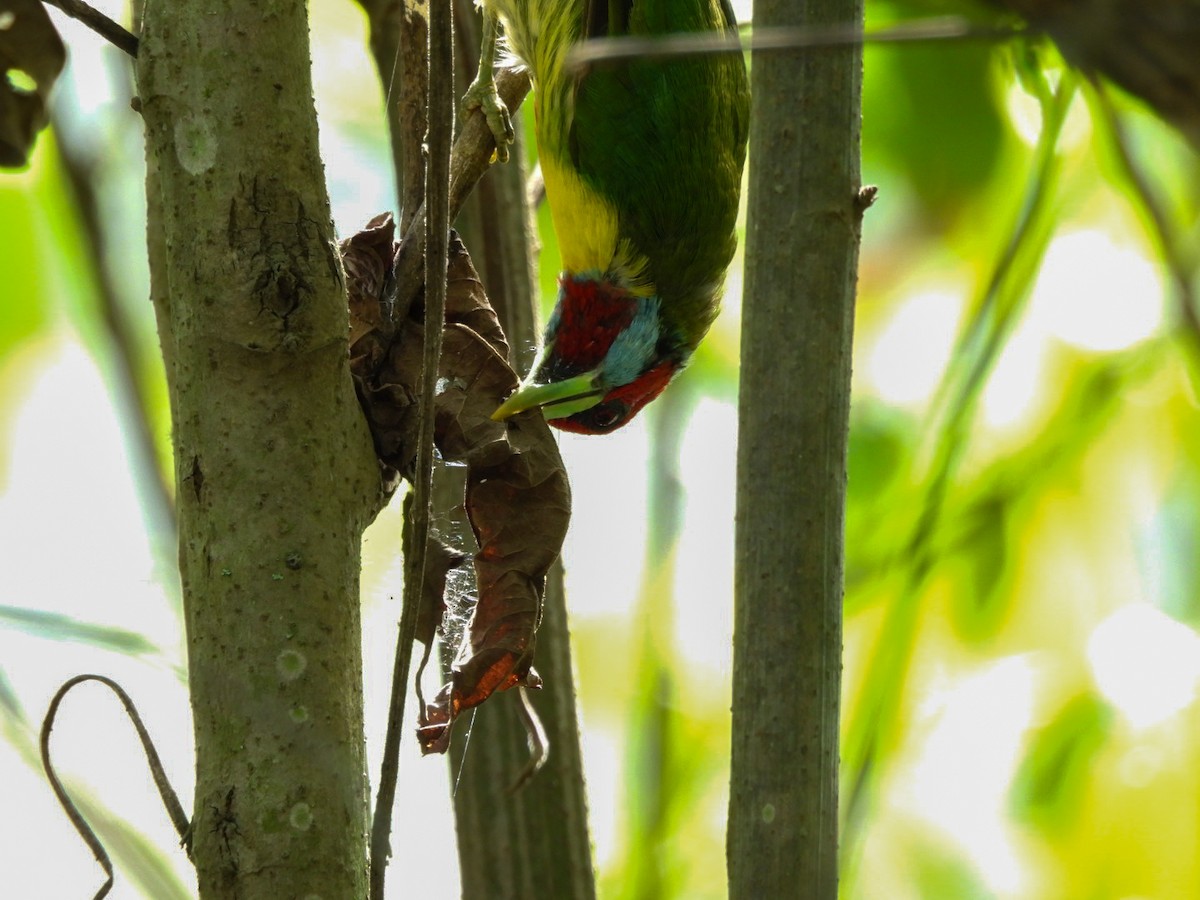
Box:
491;274;681;434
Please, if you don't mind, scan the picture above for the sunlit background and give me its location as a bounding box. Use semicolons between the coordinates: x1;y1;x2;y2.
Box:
3;0;1200;897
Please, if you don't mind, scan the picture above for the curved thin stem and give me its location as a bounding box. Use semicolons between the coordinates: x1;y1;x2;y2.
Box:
40;674;192;900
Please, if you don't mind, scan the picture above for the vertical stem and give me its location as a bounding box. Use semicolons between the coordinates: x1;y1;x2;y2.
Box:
727;0;865;896
137;0;380;896
399;0;431;230
471;136;542;376
445;13;594;896
369;0;454;895
356;0;406;206
449;563;597;900
619;388;690;899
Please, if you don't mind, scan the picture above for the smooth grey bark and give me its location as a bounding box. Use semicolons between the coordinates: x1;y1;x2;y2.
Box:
727;0;865;896
137;2;380;896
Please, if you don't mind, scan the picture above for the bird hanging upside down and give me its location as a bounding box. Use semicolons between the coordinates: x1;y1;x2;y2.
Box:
470;0;750;434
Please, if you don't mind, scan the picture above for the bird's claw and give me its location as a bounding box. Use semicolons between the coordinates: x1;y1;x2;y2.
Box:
462;78;514;164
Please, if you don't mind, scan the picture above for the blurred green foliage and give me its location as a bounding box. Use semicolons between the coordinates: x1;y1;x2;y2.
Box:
4;1;1200;897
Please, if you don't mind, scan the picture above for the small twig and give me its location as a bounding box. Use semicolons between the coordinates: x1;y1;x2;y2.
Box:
41;674;192;900
566;16;1026;70
1089;82;1200;361
370;500;424;899
855;184;879;214
416;0;455;743
41;0;139;57
506;686;549;793
368;0;456;894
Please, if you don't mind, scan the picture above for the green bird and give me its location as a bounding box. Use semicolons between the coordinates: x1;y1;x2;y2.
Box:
472;0;749;434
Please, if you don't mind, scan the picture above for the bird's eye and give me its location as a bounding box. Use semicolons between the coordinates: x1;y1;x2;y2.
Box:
591;405;622;429
572;399;630;433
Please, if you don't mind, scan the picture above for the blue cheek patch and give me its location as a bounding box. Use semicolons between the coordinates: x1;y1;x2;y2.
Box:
601;296;661;387
542;298;563;341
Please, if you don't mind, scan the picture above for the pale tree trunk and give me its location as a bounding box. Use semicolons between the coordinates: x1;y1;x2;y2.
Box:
137;2;381;896
727;0;866;895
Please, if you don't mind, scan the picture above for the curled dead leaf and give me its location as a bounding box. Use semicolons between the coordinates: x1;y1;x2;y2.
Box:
342;214;570;754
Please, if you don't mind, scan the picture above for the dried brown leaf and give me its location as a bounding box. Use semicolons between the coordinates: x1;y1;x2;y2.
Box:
343;216;570;755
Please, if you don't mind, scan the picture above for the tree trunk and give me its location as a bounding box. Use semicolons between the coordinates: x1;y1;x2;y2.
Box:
727;0;865;895
137;2;380;896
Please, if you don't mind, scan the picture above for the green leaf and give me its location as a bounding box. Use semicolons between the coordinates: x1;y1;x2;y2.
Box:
949;493;1014;642
0;665;24;722
1010;693;1113;833
0;178;51;365
0;605;159;656
75;791;194;900
910;829;996;900
848;402;912;501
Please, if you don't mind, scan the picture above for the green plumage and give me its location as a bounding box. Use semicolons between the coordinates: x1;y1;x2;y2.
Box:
482;0;749;433
488;0;749;350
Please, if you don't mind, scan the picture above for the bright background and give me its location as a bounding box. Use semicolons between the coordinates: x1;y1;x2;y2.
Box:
3;1;1200;897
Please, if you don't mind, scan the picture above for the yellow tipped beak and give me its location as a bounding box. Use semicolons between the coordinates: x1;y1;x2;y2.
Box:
491;372;605;422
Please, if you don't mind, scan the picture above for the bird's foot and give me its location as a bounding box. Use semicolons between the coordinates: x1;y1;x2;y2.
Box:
462;76;514;164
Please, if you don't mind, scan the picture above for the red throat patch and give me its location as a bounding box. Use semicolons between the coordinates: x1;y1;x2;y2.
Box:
551;277;638;372
606;360;676;413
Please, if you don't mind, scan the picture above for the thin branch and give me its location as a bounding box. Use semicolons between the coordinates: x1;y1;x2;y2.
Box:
505;686;549;793
41;674;192;900
417;0;456;745
369;0;456;894
369;498;418;899
1088;82;1200;362
359;5;430;882
41;0;138;57
566;16;1025;70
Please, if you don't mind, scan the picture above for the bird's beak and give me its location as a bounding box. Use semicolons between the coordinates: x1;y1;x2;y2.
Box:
491;371;605;422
